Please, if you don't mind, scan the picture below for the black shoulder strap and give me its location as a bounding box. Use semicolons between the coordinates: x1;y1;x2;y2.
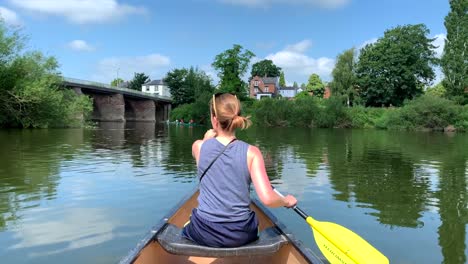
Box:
199;138;237;182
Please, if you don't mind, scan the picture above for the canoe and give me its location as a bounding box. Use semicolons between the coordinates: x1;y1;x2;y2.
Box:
119;188;325;264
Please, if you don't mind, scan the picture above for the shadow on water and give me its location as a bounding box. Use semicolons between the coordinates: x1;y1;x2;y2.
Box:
124;122;157;168
91;122;126;150
90;122;202;177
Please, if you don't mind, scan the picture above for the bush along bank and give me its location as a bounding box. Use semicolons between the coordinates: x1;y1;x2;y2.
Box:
0;22;93;128
243;95;467;132
168;95;467;132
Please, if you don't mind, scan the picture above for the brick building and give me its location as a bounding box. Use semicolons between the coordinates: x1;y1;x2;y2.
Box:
249;76;280;99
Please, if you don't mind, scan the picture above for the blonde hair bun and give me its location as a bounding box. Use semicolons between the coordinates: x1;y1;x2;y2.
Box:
211;93;251;132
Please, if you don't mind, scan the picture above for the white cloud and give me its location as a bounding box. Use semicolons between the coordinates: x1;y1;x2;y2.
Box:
250;56;262;65
92;53;171;82
9;0;146;24
265;40;335;83
285;39;312;53
0;6;21;25
432;33;445;59
358;37;377;50
67;40;95;52
220;0;350;9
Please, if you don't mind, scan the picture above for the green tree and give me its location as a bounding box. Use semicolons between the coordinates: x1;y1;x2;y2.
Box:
129;73;150;91
250;59;281;78
306;73;325;97
295;91;310;99
111;78;124;87
212;44;255;99
293;81;298;88
165;68;189;106
300;83;306;89
426;82;447;97
330;48;358;106
0;22;92;128
185;67;214;99
356;24;437;107
441;0;468;104
164;67;214;107
279;71;286;87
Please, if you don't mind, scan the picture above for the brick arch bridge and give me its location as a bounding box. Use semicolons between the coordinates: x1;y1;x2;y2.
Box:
63;77;172;122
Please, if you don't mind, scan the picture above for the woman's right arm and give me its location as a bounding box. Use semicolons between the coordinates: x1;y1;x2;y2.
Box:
248;145;297;208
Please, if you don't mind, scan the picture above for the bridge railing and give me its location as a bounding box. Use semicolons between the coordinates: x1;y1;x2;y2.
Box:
63;77;172;101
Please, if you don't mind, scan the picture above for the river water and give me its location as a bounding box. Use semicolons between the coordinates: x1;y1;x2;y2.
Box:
0;123;467;264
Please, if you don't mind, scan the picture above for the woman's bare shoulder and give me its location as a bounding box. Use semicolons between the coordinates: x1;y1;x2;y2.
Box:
247;144;261;155
247;144;263;166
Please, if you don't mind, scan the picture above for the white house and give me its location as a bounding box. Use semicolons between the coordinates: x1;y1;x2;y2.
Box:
141;80;172;97
279;87;300;98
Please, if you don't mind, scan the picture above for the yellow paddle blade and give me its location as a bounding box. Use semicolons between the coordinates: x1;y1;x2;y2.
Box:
306;217;389;264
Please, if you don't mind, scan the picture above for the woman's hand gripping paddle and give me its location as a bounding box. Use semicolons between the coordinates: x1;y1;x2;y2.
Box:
273;188;389;264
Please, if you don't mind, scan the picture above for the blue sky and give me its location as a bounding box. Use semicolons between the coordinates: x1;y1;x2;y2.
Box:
0;0;449;86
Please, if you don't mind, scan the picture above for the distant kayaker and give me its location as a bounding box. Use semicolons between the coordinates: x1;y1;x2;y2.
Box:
183;92;297;248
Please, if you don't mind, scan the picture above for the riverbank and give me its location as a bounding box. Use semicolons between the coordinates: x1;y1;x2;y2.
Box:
241;95;468;132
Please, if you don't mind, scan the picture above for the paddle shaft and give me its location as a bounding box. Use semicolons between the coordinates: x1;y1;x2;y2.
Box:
292;206;308;219
272;186;308;219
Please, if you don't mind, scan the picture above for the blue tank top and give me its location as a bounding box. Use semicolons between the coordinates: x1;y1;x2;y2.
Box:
197;138;251;223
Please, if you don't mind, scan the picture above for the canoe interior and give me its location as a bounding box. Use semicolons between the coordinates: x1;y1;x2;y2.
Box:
133;190;311;264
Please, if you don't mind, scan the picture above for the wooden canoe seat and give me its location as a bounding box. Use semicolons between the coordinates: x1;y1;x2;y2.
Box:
157;224;289;258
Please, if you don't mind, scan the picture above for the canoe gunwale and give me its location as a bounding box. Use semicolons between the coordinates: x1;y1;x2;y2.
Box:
251;198;324;264
118;187;198;264
119;187;324;264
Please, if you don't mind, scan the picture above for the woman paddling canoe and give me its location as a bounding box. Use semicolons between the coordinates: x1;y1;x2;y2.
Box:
183;92;298;248
120;92;387;264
